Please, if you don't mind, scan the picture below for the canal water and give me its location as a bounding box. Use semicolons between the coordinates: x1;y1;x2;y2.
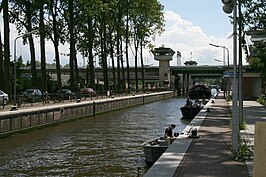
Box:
0;97;190;177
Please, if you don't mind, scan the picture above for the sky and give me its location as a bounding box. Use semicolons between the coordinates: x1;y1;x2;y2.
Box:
149;0;239;66
2;0;246;67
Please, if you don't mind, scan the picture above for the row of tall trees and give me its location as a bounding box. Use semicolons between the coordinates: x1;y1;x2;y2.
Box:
0;0;165;97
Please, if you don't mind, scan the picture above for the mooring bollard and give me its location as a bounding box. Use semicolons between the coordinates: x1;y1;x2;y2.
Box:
93;101;96;117
191;128;197;137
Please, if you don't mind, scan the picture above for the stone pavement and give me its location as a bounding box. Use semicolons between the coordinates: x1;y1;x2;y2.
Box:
174;94;249;177
239;100;266;177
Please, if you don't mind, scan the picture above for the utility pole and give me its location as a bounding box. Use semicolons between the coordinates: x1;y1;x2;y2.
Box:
232;0;239;153
221;0;239;153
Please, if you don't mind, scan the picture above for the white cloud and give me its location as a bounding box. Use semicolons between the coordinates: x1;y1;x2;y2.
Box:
146;10;246;66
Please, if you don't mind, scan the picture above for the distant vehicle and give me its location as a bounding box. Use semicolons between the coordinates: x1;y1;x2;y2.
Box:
55;89;75;100
80;87;97;96
209;85;220;91
22;89;43;102
0;90;9;105
211;88;218;98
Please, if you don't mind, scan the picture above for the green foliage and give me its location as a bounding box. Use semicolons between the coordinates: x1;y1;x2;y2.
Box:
225;95;232;102
257;95;265;105
232;139;253;162
229;125;252;162
241;0;266;78
228;110;251;162
5;0;165;91
248;43;266;78
130;0;165;44
239;122;246;131
241;0;266;30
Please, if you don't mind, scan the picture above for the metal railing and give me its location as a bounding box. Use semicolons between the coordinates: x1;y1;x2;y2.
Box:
1;88;173;111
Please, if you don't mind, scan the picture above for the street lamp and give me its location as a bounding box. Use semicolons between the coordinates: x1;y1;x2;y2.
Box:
12;30;38;110
210;43;230;98
231;0;239;154
214;58;226;65
220;0;238;154
209;43;229;68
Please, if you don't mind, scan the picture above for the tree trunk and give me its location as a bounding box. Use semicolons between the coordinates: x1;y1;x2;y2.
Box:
109;32;116;90
116;31;121;91
0;30;4;91
88;44;95;88
69;0;75;89
40;0;47;92
87;19;95;89
134;27;139;92
3;0;12;94
26;1;37;88
50;0;62;91
28;35;37;87
103;24;108;92
134;44;138;92
125;3;130;93
74;48;79;85
120;38;125;91
54;40;62;90
140;39;144;92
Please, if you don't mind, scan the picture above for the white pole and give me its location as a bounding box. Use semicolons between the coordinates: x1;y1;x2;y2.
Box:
223;47;225;67
225;47;229;97
13;38;17;106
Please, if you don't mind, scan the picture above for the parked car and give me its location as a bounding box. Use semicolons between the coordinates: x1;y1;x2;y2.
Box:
80;87;97;96
0;90;9;105
22;89;43;102
55;89;76;100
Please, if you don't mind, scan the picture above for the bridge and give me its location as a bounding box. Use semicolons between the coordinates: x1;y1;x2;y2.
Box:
21;64;260;99
170;65;225;95
22;66;228;89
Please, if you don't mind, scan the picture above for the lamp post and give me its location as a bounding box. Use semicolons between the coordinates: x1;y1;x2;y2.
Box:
220;0;238;154
13;30;38;110
214;58;227;98
209;43;229;68
214;58;226;65
231;0;238;153
210;43;230;97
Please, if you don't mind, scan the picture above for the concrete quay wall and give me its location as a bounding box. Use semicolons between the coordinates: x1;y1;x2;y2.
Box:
0;91;175;138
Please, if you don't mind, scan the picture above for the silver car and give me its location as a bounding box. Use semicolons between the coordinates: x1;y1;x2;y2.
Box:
0;90;9;105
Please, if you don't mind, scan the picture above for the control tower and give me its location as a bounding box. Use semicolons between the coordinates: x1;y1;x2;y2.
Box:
151;46;175;87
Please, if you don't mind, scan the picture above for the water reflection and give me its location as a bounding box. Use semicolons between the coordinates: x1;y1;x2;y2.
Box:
0;97;189;176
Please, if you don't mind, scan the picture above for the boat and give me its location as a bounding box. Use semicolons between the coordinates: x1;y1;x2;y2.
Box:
180;105;203;119
188;84;211;99
142;137;176;164
180;98;203;119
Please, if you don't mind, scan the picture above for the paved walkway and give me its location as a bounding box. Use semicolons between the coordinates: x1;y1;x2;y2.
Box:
239;99;266;177
174;94;249;177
